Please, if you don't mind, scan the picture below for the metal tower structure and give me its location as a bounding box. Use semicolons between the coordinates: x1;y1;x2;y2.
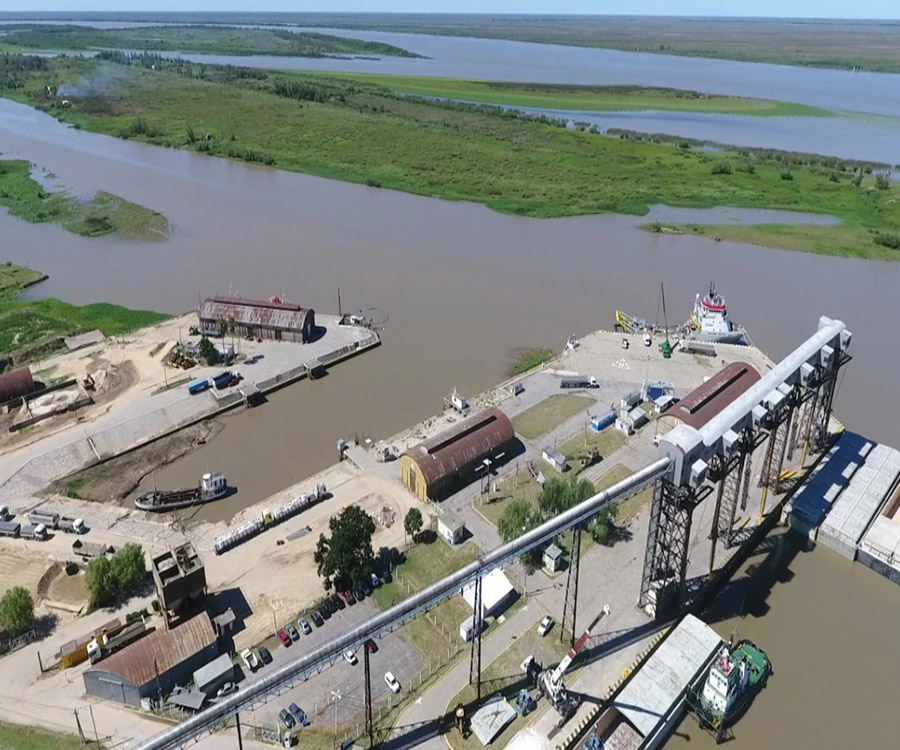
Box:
364;643;373;748
561;524;582;647
469;575;482;702
640;317;852;618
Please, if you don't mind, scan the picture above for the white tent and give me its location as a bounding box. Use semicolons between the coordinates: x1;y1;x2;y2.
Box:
463;568;515;618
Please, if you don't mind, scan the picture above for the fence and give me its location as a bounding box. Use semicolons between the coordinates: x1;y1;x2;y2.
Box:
0;628;36;656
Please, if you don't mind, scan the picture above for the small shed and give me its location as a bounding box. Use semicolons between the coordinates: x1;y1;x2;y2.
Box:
620;390;642;410
437;512;466;546
653;394;676;414
543;543;564;573
193;653;234;697
459;615;484;642
628;406;649;429
463;568;515;619
591;409;616;432
542;447;568;473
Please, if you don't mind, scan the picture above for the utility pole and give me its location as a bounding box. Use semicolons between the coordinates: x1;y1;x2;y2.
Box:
330;689;342;749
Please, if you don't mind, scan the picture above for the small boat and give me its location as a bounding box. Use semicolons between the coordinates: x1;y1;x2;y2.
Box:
689;636;771;738
134;472;228;512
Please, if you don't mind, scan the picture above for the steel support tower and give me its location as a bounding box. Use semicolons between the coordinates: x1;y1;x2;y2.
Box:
364;642;373;748
638;478;704;616
469;575;482;702
561;524;582;648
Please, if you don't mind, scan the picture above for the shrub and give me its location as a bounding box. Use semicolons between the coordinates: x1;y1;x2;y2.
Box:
780;168;794;181
873;232;900;249
711;161;732;175
0;586;34;634
875;171;892;190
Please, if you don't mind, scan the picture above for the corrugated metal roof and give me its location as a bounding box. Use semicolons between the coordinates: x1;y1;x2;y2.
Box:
403;408;514;489
669;362;760;430
615;614;722;738
192;653;234;689
0;367;34;402
199;297;312;332
87;612;215;688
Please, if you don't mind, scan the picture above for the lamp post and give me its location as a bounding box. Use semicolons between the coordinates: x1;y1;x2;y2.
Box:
330;689;342;749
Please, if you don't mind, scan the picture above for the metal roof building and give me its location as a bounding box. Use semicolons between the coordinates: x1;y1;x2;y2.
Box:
83;612;217;707
0;367;35;403
399;408;515;501
665;362;760;430
199;297;316;344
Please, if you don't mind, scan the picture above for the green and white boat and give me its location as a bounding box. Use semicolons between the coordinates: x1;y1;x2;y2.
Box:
691;636;771;736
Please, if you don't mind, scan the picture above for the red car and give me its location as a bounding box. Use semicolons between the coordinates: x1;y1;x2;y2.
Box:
277;629;291;647
342;590;356;605
366;639;378;653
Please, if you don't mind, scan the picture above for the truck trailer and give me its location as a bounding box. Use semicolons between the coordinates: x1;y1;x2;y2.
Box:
0;521;21;538
72;539;114;560
560;375;599;389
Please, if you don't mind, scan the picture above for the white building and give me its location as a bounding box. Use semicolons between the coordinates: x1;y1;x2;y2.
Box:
463;568;515;619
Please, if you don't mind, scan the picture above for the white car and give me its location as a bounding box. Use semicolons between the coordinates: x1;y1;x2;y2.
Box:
343;649;358;666
384;671;401;693
537;615;554;637
240;648;259;672
643;332;652;347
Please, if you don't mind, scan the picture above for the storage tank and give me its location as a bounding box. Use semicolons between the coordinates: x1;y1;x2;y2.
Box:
0;367;34;402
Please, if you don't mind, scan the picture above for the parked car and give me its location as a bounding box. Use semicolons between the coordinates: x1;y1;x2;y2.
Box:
366;639;378;654
288;703;310;727
217;682;238;697
343;649;358;665
537;615;555;638
353;588;366;602
277;629;291;647
342;590;356;605
370;572;380;588
298;617;312;635
331;593;346;610
311;610;325;627
381;569;392;584
240;648;259;672
258;646;272;665
286;624;300;641
318;603;331;620
384;672;401;694
279;709;296;729
323;597;337;615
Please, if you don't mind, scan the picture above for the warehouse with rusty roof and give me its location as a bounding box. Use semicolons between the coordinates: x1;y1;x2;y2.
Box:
83;612;217;706
663;361;761;431
199;296;316;344
400;408;516;502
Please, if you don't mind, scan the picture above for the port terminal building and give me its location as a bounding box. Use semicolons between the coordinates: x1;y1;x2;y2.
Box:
400;407;515;501
83;612;218;707
199;296;316;344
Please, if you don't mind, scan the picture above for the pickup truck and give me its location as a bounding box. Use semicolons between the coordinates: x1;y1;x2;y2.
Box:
240;648;259;672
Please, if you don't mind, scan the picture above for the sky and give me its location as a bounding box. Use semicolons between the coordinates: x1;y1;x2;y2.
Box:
10;2;900;20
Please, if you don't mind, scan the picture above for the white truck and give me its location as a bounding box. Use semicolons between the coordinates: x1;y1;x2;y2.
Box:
560;375;598;389
20;524;48;541
240;648;259;672
27;510;86;534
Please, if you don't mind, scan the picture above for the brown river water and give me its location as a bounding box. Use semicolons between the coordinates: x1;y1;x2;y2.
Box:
1;98;899;522
666;530;900;749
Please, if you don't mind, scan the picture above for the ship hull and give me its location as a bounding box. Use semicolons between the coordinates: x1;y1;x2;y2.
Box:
134;486;227;512
688;327;748;345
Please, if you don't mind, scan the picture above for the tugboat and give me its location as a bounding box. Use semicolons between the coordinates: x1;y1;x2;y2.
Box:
689;634;771;742
134;472;228;512
687;283;748;345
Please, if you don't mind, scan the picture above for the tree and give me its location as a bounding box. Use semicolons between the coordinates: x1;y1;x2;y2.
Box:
0;586;34;634
85;543;145;611
404;507;423;543
587;505;620;546
498;499;542;570
198;335;218;366
314;506;376;591
538;476;595;519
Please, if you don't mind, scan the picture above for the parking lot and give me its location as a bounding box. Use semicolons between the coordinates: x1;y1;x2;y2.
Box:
242;596;423;730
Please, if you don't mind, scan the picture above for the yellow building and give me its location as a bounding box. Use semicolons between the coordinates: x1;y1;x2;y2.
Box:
400;408;515;502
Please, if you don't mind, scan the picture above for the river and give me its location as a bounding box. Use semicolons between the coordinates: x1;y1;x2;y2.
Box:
1;97;898;522
665;530;900;749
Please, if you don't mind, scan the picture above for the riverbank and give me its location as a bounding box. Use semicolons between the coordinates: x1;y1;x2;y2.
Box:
316;74;829;117
0;23;421;58
0;158;168;240
0;263;168;362
5;55;899;260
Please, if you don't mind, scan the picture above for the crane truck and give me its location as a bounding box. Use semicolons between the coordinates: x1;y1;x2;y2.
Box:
522;605;611;727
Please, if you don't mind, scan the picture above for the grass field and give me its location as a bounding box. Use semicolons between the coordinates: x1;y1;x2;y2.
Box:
373;539;479;661
283;14;900;73
0;159;168;240
593;464;654;525
1;24;420;58
511;394;595;441
323;74;829;117
0;721;87;750
0;263;44;293
509;347;554;377
557;425;627;465
6;55;900;260
0;262;168;360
